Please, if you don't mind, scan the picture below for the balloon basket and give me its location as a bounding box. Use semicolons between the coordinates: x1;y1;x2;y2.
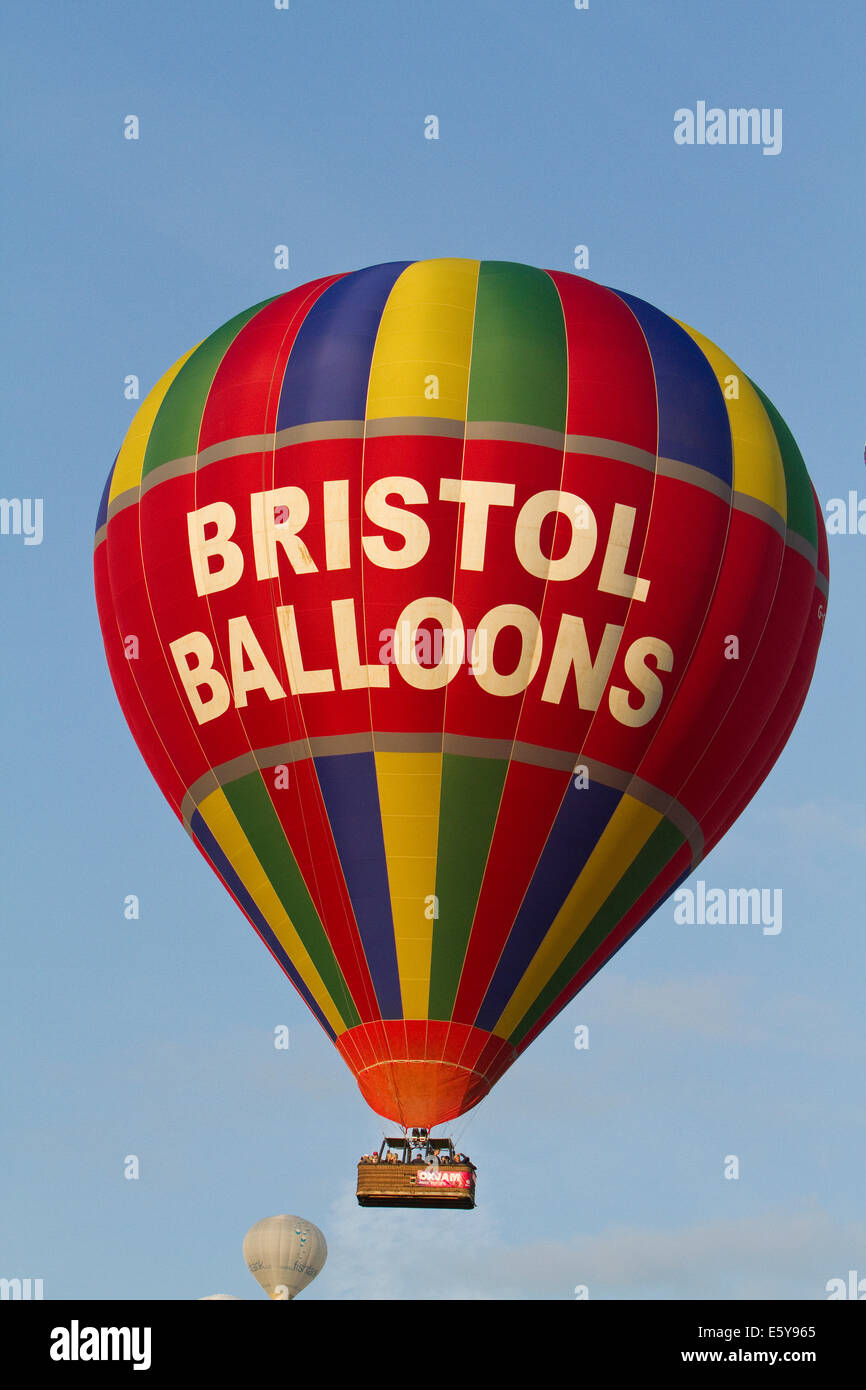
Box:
356;1130;476;1209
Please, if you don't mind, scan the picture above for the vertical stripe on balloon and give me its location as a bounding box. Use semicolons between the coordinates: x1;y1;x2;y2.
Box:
141;301;275;481
365;257;480;421
676;320;786;520
466;260;567;428
428;261;569;1021
374;751;443;1018
493;794;662;1039
312;752;403;1018
509;814;686;1045
607;290;733;487
363;258;480;1017
109;348;199;504
192;793;346;1036
474;776;622;1031
276;263;412;429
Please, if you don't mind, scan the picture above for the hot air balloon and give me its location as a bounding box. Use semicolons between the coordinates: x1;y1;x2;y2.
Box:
244;1216;327;1300
94;259;828;1202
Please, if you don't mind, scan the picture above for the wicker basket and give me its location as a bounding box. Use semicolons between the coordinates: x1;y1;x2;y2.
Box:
356;1161;476;1209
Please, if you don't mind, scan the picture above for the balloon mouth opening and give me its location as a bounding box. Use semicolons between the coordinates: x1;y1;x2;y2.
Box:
355;1059;493;1129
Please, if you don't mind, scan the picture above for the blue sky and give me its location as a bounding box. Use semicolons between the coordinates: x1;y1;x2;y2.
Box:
2;0;863;1300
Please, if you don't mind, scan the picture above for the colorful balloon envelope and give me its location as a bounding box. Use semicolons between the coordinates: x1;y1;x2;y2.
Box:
94;259;828;1128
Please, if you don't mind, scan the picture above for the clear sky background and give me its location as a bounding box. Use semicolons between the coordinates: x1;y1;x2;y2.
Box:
1;0;863;1301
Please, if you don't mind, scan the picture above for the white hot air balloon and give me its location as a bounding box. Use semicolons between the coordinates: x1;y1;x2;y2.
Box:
199;1295;242;1300
243;1215;327;1301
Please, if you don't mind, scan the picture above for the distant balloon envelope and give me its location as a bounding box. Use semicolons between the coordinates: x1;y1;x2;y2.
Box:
243;1216;327;1300
94;259;828;1129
